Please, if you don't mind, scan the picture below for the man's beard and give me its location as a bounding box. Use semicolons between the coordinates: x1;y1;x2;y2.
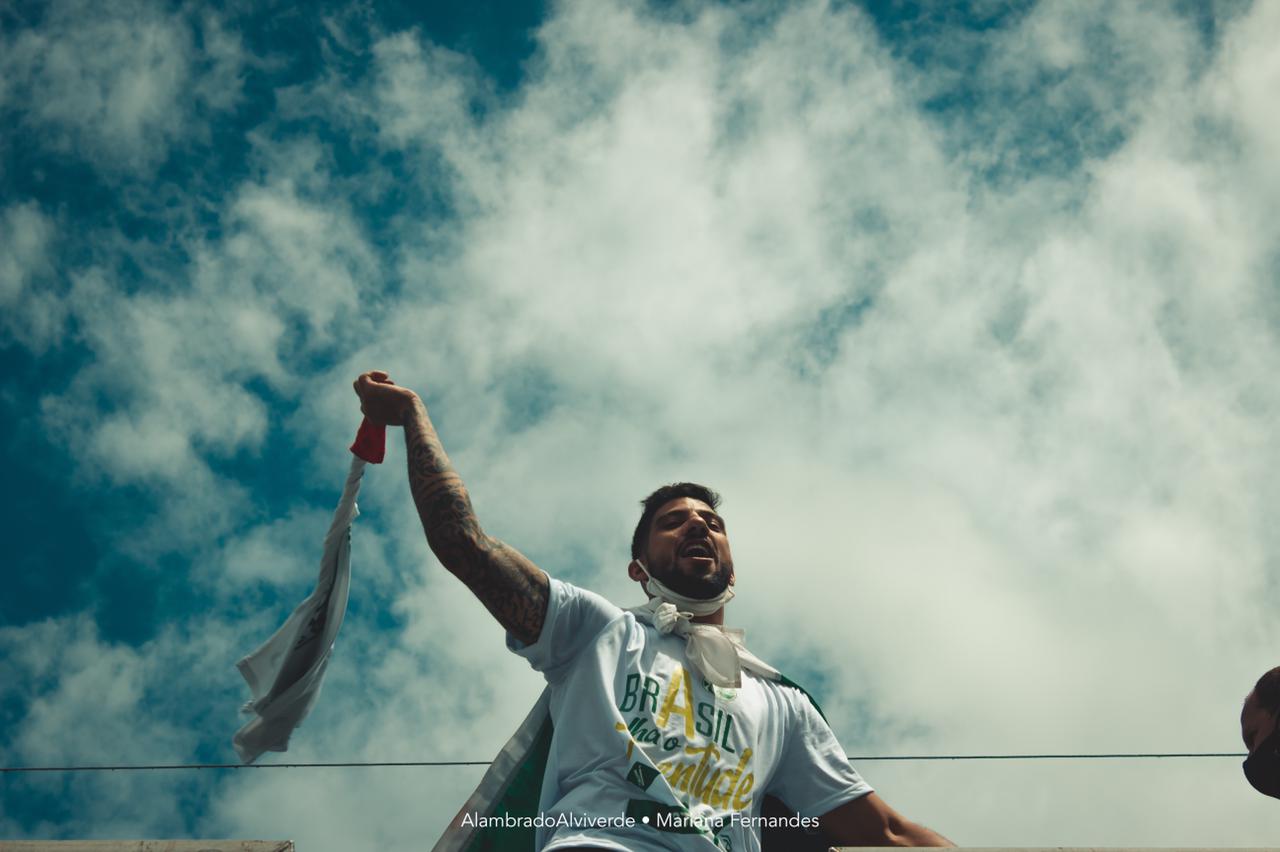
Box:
647;554;733;600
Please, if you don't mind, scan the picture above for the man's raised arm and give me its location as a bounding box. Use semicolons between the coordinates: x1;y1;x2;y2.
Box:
353;370;550;644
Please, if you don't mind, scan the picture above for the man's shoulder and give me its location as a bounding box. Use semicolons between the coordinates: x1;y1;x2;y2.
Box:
552;576;629;613
745;671;830;717
547;576;633;635
511;577;635;675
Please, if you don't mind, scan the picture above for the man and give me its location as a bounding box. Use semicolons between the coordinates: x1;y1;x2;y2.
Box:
1242;666;1280;799
354;370;953;850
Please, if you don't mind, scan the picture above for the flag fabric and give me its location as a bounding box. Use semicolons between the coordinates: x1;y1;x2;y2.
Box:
432;690;555;852
232;419;385;763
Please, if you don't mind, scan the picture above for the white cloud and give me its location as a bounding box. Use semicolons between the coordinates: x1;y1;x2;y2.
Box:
0;203;53;303
30;168;385;555
0;0;244;174
0;614;243;839
0;202;64;351
204;507;334;590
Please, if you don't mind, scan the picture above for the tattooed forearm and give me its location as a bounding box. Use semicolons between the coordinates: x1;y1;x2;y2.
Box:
403;399;549;644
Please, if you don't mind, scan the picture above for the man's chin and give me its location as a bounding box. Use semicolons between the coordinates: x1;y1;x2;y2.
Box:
666;571;732;601
647;557;733;600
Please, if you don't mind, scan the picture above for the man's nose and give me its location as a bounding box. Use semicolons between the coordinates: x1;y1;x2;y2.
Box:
683;516;709;535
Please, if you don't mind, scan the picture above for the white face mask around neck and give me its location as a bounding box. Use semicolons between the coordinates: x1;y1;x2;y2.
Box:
633;558;735;616
629;560;777;688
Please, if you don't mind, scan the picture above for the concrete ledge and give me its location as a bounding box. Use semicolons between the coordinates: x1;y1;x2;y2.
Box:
0;843;294;852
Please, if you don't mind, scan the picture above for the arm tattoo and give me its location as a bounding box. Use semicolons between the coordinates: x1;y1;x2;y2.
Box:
404;401;549;644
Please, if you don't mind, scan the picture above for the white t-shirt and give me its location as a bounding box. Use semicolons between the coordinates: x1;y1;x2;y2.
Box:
507;577;871;851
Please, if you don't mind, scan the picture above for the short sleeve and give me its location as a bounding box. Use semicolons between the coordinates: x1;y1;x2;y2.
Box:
506;577;624;682
766;688;873;817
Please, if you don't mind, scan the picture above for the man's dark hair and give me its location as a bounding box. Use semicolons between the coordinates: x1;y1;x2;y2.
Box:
1255;666;1280;714
631;482;722;560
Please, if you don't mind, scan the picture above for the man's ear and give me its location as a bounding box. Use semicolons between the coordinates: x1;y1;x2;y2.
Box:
627;559;646;582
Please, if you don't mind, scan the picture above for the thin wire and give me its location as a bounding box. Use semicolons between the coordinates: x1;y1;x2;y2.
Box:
847;752;1247;761
0;761;487;773
0;752;1247;774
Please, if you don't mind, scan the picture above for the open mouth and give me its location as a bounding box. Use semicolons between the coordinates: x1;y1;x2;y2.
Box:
679;542;715;561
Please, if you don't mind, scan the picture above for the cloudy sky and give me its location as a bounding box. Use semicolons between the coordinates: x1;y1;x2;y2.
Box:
3;0;1280;847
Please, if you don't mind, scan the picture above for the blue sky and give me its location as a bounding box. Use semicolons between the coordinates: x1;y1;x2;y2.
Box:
3;0;1280;846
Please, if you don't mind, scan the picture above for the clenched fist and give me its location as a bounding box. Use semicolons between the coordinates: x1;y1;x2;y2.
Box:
352;370;421;427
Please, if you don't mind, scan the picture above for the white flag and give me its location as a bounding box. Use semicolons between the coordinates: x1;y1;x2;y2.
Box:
233;420;383;763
